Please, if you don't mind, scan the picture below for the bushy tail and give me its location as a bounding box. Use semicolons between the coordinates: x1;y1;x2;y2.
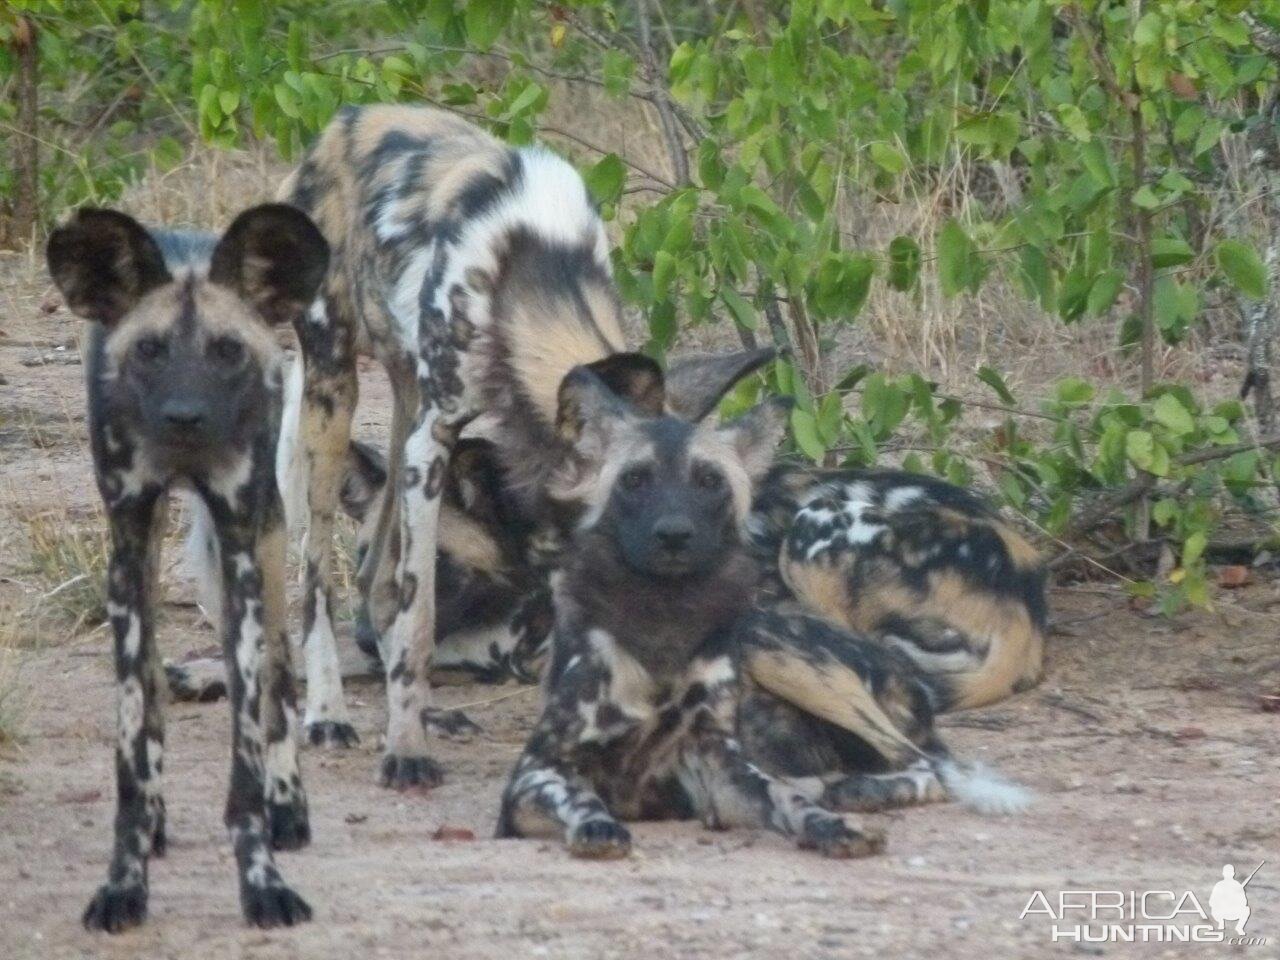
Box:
933;758;1033;816
277;354;308;535
739;610;1032;816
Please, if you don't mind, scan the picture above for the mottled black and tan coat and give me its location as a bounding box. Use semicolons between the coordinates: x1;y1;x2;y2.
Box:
497;367;1027;860
46;205;329;931
278;104;770;787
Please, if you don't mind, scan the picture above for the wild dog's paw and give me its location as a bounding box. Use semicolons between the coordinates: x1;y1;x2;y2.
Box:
378;753;445;791
240;881;312;928
567;818;632;860
799;815;886;859
306;720;360;749
165;659;227;703
824;768;945;812
268;798;312;851
82;881;148;933
421;707;483;741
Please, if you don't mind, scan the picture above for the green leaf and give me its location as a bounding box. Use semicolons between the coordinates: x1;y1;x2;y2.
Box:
1216;239;1269;299
652;250;677;299
584;154;626;206
1126;429;1155;470
1152;393;1195;437
888;236;921;292
1131;185;1162;209
790;407;826;461
218;89;240;117
937;219;982;298
1182;531;1207;566
1055;377;1095;405
465;0;513;50
869;141;906;175
1151;237;1194;268
976;366;1015;404
1087;269;1124;315
720;286;757;330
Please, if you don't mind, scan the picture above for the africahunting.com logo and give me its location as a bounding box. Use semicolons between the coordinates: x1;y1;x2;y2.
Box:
1020;862;1268;945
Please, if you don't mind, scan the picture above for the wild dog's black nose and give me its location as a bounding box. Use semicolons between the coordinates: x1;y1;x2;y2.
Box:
161;399;207;428
654;517;694;551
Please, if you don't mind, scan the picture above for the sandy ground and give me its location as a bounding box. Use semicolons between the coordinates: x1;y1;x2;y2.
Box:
2;268;1280;960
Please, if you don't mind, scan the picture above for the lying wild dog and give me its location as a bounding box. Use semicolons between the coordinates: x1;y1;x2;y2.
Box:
497;367;1027;859
46;205;328;931
169;436;552;704
750;465;1046;710
278;103;769;786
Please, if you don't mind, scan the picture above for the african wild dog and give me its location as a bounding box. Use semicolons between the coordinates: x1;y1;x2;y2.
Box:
750;465;1046;710
278;103;771;787
46;204;328;931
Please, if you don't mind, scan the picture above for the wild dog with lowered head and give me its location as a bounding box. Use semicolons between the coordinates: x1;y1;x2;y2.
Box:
496;367;896;858
750;466;1046;710
280;103;770;786
46;205;328;931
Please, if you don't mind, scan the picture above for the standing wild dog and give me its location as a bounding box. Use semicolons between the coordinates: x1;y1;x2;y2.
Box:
496;367;1027;860
47;205;328;931
279;103;770;786
750;466;1047;710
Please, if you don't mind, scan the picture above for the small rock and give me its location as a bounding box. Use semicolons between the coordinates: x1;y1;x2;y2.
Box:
344;812;368;825
431;825;476;842
39;293;61;314
1174;726;1207;742
1217;565;1251;589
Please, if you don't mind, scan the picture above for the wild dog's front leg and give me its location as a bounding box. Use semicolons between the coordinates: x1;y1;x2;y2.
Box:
217;518;311;927
258;502;309;850
494;711;629;860
83;494;166;933
296;297;360;748
379;409;448;789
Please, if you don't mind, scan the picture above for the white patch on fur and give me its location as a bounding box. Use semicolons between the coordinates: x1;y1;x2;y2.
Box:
121;612;142;659
841;501;886;546
303;585;347;728
389;245;436;347
934;759;1032;815
276;355;307;535
883;485;923;512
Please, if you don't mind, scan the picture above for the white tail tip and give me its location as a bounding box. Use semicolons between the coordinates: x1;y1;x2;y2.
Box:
936;759;1033;816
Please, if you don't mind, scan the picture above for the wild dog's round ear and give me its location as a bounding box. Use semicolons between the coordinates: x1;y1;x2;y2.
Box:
208;203;330;326
582;352;666;416
46;208;172;326
665;347;776;421
717;396;792;482
555;364;639;448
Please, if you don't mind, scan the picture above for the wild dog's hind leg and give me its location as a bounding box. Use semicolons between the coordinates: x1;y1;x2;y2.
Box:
210;494;311;928
294;295;360;747
83;491;166;932
378;408;451;789
258;500;309;851
677;656;885;859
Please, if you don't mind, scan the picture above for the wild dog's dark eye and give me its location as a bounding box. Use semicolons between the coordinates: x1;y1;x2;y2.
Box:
693;463;724;491
620;465;652;491
210;337;244;365
135;336;167;361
